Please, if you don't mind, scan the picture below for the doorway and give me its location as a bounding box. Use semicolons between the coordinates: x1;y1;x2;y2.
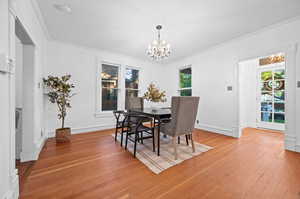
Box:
238;53;286;133
15;18;35;165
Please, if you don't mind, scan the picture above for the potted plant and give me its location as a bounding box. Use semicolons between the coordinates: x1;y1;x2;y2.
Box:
43;75;75;143
143;83;167;110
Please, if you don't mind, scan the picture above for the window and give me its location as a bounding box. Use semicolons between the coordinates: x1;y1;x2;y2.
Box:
101;63;119;111
125;67;139;100
179;67;192;96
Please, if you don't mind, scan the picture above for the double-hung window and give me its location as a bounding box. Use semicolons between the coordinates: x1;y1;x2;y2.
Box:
179;67;192;96
101;63;120;111
125;67;139;102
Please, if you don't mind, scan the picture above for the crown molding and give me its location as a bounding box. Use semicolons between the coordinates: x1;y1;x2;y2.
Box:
30;0;51;40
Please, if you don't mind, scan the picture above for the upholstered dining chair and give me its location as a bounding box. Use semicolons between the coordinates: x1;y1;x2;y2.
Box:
161;96;200;160
125;97;144;110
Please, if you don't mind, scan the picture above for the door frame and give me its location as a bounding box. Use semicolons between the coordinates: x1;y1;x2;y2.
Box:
235;43;298;152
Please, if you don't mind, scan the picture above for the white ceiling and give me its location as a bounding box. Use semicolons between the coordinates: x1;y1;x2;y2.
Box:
36;0;300;62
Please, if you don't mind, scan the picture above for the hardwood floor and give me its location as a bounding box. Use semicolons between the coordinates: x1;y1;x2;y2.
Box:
20;128;300;199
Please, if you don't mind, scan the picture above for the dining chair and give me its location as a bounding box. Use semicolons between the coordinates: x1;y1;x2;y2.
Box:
125;113;155;157
160;96;200;160
126;97;152;144
125;97;144;110
113;110;128;147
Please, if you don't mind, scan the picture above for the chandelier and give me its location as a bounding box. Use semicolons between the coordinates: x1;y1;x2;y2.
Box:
147;25;171;60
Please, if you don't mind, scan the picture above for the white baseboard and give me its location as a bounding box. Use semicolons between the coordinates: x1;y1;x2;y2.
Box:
20;135;47;162
2;173;19;199
47;124;115;138
284;135;297;152
195;123;234;137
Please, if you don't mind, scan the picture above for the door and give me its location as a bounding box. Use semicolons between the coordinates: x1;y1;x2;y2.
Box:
257;63;285;131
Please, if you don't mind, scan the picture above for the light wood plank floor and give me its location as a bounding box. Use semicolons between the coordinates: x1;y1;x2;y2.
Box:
20;128;300;199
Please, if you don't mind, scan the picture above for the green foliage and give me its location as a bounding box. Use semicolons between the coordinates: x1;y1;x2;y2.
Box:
43;75;75;128
180;72;191;88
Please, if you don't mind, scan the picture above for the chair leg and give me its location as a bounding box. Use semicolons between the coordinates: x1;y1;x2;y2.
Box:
125;130;129;150
120;127;124;147
141;132;143;144
178;136;180;144
152;131;156;152
190;133;195;153
134;131;138;158
185;135;189;146
172;137;178;160
114;126;118;141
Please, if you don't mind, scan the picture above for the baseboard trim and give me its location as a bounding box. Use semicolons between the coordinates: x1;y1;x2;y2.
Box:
195;123;234;137
284;135;297;152
295;145;300;153
20;136;47;162
47;124;115;138
2;172;19;199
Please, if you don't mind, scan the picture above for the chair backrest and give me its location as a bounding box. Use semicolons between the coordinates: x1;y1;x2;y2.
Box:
169;96;200;136
125;97;144;110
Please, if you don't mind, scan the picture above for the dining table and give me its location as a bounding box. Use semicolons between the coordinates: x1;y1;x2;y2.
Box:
129;107;171;156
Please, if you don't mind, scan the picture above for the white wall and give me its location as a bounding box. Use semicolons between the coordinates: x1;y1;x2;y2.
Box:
239;59;258;130
0;0;11;198
162;17;300;151
15;37;23;108
44;41;164;136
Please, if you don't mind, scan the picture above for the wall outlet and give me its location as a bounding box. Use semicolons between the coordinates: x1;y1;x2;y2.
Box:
227;86;233;91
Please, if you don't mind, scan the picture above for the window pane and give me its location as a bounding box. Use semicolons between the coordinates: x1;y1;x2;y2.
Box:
180;89;192;96
180;68;191;88
261;71;272;81
261;92;272;102
126;68;139;89
261;102;272;112
261;112;272;122
101;64;118;88
126;90;138;98
274;80;284;90
261;81;272;92
102;88;118;111
274;113;285;123
274;91;284;101
101;64;118;111
274;69;285;80
274;103;284;113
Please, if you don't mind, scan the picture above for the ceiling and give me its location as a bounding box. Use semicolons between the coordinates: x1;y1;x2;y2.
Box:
36;0;300;63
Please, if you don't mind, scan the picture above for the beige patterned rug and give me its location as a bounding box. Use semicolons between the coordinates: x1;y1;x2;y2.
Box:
113;133;213;174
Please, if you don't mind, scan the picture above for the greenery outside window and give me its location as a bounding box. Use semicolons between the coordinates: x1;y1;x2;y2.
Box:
125;68;139;102
179;67;192;96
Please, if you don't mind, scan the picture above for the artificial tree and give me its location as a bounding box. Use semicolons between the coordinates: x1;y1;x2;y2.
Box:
43;75;75;142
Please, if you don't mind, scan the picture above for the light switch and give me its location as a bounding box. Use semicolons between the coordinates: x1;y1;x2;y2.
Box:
227;86;233;91
297;81;300;88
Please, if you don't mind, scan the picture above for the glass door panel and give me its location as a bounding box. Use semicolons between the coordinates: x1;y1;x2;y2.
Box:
257;65;285;130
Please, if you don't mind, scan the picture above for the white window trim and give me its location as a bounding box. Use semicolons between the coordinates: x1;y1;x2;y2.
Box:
178;65;192;94
95;61;121;117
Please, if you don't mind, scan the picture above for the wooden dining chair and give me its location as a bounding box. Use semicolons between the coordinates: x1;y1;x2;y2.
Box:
113;110;129;147
160;96;200;160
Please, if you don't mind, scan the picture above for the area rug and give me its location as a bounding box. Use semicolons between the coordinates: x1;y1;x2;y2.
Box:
113;134;213;174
